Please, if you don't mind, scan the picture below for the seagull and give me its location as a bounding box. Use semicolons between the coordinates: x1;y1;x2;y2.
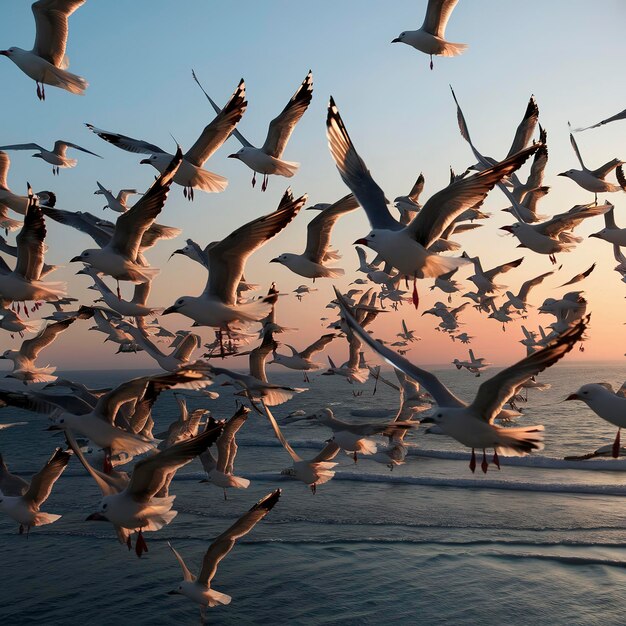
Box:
0;193;66;302
573;107;626;132
163;189;305;329
263;402;339;493
559;263;596;287
0;453;29;496
336;288;587;473
69;149;182;287
47;368;211;465
199;406;250;499
504;270;554;313
121;319;200;372
0;447;71;534
500;202;611;263
0;151;55;218
394;173;425;221
397;319;420;343
566;383;626;458
0;141;101;175
392;0;467;69
86;77;246;199
297;407;417;463
0;316;78;383
78;422;224;556
0;0;88;100
452;349;491;377
463;253;524;294
270;333;336;381
166;489;280;616
194;70;313;191
326;96;537;306
94;183;141;213
589;202;626;246
559;130;625;200
270;193;359;279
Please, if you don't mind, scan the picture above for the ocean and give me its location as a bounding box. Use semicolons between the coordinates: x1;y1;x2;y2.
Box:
2;362;626;625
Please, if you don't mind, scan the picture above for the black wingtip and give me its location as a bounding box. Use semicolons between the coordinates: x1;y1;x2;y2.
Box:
252;489;281;512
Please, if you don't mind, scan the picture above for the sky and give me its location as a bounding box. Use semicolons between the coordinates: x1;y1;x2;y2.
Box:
0;0;624;371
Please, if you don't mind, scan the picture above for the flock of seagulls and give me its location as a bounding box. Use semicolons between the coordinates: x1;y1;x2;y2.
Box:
0;0;624;620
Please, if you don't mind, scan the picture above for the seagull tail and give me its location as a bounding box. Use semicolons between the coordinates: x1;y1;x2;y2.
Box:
269;157;300;178
42;65;88;95
142;509;178;532
229;475;251;489
206;589;232;607
31;281;68;301
357;438;378;455
316;266;345;279
191;167;228;193
420;253;470;279
32;511;62;526
230;299;273;324
495;424;545;457
436;39;469;58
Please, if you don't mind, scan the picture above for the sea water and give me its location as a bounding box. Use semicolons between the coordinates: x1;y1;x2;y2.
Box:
1;362;626;625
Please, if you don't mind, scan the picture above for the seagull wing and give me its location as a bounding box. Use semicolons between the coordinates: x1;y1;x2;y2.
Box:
573;108;626;132
206;190;304;303
54;141;102;158
216;406;248;473
517;270;554;301
569;132;586;169
408;173;425;203
483;257;524;281
191;70;253;148
590;158;622;181
506;95;539;157
85;124;165;155
197;490;280;586
15;199;46;281
42;206;112;248
262;402;301;462
31;0;84;67
0;151;10;189
537;203;610;237
110;148;182;259
168;543;195;582
20;317;76;361
304;193;359;263
559;263;595;287
407;145;538;247
0;143;46;153
185;79;247;167
335;288;465;407
326;97;399;231
422;0;459;38
300;333;336;359
128;422;223;502
261;71;313;159
23;447;71;506
310;441;341;463
469;317;587;423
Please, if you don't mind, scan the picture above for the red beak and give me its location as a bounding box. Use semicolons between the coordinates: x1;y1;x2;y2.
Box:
564;393;579;401
353;238;368;245
500;225;513;233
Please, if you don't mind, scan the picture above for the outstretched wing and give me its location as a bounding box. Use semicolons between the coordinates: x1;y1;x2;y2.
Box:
23;447;72;506
422;0;459;38
85;124;165;155
20;317;76;360
300;333;336;360
198;490;280;586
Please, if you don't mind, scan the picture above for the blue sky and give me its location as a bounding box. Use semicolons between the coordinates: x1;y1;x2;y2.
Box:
0;1;624;369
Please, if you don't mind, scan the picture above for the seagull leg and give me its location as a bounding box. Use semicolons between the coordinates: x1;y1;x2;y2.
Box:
412;277;419;310
430;55;434;70
353;451;358;464
492;450;500;470
135;529;148;557
310;483;317;495
481;449;489;473
41;83;45;101
19;524;24;535
103;448;113;474
223;488;227;501
126;534;132;551
251;172;256;188
469;448;476;473
116;281;122;300
183;187;187;199
612;429;621;458
261;174;268;192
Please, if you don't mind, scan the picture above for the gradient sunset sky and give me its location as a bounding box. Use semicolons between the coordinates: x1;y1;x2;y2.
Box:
0;0;624;371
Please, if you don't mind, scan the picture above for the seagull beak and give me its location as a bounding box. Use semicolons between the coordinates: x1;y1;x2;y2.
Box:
0;50;8;56
499;225;513;233
85;512;108;521
353;238;368;245
139;158;151;165
162;305;179;315
391;38;401;43
69;256;82;263
269;257;280;263
588;232;601;239
557;172;568;177
166;590;180;595
227;153;239;159
168;250;183;260
564;393;579;401
420;416;436;424
46;425;61;431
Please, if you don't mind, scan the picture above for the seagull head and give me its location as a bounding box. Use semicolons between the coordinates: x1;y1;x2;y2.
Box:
391;32;406;44
139;155;159;166
270;254;289;265
566;383;612;404
162;298;188;315
228;148;247;159
557;170;575;178
353;230;382;251
70;250;92;263
0;48;15;57
588;229;606;239
499;225;515;234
